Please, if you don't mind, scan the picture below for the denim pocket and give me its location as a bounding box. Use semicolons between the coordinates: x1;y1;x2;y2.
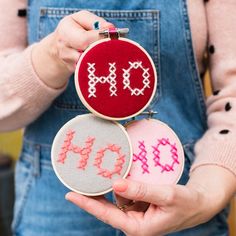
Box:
12;152;34;232
38;7;160;110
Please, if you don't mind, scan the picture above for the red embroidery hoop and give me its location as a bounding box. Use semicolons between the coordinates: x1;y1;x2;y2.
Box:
75;28;157;120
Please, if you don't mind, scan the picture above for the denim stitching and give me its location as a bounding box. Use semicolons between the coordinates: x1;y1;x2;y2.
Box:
12;160;34;232
21;140;53;168
180;0;207;128
38;13;43;42
53;102;87;110
149;9;161;108
40;7;159;19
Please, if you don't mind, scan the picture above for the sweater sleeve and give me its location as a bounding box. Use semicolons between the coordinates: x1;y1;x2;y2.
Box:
191;1;236;177
0;0;66;132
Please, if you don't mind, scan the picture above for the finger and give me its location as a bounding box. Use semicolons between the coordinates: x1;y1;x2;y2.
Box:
65;192;132;230
71;10;114;30
63;17;107;50
113;179;179;206
57;45;81;63
56;46;82;72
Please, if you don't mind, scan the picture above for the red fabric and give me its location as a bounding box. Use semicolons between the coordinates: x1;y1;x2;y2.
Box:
76;39;156;119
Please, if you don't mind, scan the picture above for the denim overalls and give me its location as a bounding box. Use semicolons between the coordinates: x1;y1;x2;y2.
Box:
12;0;229;235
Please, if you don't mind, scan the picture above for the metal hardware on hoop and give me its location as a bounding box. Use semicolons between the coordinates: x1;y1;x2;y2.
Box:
129;110;158;122
99;28;129;39
141;110;158;119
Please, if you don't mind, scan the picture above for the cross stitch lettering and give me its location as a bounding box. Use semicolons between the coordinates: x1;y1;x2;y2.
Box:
133;141;150;174
57;130;95;169
88;62;117;98
123;61;150;96
57;130;126;179
94;144;125;179
133;138;179;174
87;61;150;97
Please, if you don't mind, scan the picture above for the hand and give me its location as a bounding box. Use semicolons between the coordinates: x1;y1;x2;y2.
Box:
66;166;236;236
66;180;209;236
32;10;113;89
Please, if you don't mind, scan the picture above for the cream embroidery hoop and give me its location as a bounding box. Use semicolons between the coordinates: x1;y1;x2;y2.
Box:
51;114;133;196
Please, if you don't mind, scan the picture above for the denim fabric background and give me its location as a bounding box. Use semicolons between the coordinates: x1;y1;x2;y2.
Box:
12;0;229;235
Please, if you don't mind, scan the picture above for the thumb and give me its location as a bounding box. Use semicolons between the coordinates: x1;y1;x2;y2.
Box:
113;179;177;206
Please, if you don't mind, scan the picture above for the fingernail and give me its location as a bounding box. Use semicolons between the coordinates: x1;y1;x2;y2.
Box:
113;179;128;192
65;192;70;200
65;192;75;200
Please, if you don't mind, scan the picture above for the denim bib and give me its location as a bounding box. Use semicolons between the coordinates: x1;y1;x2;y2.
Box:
12;0;229;235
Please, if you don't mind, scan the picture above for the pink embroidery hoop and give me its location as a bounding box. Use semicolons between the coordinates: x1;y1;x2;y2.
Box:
51;114;133;196
126;118;185;185
74;36;157;121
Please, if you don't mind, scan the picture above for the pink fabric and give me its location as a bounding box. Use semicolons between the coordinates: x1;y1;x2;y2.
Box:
126;119;184;185
1;0;236;177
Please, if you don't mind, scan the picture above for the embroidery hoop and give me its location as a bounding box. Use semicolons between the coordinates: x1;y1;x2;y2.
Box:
74;29;157;121
51;114;133;196
125;118;185;185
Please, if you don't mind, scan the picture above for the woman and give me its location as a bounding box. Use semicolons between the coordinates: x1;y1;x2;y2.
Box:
1;0;236;235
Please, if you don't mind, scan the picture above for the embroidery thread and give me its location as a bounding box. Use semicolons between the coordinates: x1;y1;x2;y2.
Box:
152;138;179;173
88;62;117;98
87;61;151;98
131;138;180;174
57;129;95;170
94;144;125;179
58;130;126;177
133;141;150;174
123;61;150;96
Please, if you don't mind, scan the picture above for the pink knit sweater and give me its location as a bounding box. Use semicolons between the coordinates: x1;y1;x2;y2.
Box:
1;0;236;177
